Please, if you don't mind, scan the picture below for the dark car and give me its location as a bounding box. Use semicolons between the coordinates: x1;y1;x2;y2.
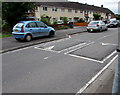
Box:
107;20;120;28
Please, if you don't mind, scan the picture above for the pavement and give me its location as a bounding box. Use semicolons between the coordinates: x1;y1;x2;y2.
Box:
2;26;118;93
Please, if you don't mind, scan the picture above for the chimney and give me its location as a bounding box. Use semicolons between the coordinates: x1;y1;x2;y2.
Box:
101;5;103;7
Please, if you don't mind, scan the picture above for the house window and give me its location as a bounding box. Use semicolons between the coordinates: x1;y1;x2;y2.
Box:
53;18;57;21
43;7;47;11
69;18;72;22
75;10;78;13
61;8;65;12
52;7;57;12
80;11;83;13
90;11;92;14
35;7;38;11
68;9;72;12
85;10;88;14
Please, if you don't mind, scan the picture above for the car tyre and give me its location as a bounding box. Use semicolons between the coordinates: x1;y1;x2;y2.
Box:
49;31;55;37
105;27;108;31
99;27;102;32
25;34;32;42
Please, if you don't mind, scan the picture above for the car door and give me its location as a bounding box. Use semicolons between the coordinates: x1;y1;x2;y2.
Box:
36;22;49;36
26;22;38;37
100;21;106;30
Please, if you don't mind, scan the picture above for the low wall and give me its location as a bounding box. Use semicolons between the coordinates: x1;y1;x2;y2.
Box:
74;22;88;26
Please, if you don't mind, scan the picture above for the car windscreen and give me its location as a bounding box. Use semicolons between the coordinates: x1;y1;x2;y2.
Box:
89;21;99;24
15;23;24;28
110;20;117;23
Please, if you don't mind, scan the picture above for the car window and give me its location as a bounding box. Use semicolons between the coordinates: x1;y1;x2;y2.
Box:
26;22;37;28
101;22;105;25
89;21;99;24
36;22;46;28
15;23;24;28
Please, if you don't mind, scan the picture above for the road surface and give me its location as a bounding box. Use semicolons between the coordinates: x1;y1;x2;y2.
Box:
2;28;118;93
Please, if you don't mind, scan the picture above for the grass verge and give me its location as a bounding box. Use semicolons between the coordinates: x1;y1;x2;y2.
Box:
0;34;12;38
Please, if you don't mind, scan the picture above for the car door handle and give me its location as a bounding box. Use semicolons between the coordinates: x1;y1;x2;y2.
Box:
30;29;32;30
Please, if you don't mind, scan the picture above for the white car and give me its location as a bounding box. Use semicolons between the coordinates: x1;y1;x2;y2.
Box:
57;20;64;24
87;20;108;32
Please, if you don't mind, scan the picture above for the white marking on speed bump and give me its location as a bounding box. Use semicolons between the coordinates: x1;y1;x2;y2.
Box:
44;57;49;59
101;42;117;46
44;46;54;50
76;55;118;94
69;35;71;38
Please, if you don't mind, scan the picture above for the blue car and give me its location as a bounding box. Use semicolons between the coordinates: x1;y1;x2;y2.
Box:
12;21;56;41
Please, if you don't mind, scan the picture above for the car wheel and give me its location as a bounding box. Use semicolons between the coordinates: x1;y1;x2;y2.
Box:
100;27;102;32
49;31;55;37
25;34;32;42
87;30;91;33
105;28;108;31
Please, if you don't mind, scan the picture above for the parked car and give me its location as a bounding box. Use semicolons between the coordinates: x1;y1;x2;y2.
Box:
57;20;64;24
107;20;120;28
87;20;108;32
12;21;56;41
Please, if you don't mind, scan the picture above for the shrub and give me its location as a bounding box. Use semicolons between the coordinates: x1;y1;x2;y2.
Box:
52;20;58;25
93;14;101;20
78;18;85;22
61;17;68;24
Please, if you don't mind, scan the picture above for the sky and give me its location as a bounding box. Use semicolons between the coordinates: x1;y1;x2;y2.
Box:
68;0;120;14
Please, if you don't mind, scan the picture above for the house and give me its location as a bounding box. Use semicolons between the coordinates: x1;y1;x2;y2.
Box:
34;2;115;22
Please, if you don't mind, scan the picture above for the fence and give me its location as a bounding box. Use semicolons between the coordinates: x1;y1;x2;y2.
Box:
74;22;88;26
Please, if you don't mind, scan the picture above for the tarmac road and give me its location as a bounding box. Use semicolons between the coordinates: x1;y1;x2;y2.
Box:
2;28;118;93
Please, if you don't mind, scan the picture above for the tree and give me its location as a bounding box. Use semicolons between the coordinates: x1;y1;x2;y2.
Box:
2;2;35;28
40;14;51;25
93;14;101;20
116;14;120;20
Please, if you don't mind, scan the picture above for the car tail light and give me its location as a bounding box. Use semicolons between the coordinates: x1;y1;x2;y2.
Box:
97;24;99;27
21;26;24;32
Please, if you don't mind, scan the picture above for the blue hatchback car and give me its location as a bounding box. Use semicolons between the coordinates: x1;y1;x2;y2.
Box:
12;21;56;41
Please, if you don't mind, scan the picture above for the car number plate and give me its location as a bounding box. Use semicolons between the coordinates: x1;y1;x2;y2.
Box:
90;29;93;31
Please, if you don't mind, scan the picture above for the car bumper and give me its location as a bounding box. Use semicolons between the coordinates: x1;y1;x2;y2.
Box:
87;27;100;32
107;24;117;27
12;32;25;38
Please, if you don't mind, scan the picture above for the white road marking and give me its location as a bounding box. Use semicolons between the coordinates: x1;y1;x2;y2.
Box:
68;54;103;63
101;42;117;46
66;50;117;64
34;42;87;53
44;46;54;50
2;37;70;55
69;35;71;38
97;33;116;41
64;41;95;54
40;37;70;47
44;57;49;59
76;55;118;94
34;47;60;53
102;50;117;62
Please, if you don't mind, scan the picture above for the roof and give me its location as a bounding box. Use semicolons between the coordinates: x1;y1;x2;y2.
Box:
36;2;114;14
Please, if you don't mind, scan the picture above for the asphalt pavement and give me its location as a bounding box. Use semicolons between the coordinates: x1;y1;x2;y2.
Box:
2;28;118;93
